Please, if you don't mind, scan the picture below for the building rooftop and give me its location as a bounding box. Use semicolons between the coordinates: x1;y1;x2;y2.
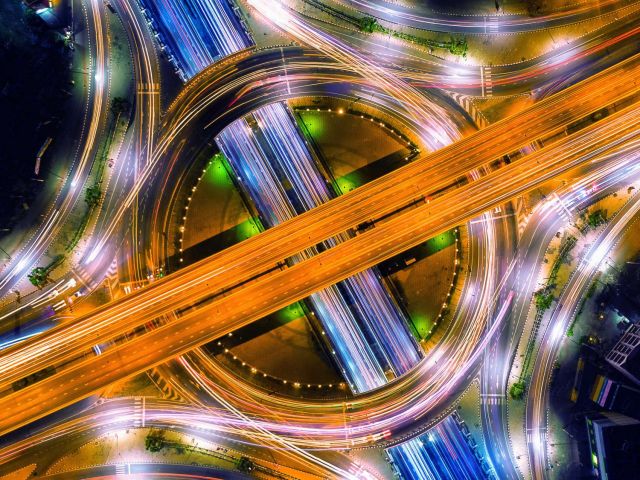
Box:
586;412;640;480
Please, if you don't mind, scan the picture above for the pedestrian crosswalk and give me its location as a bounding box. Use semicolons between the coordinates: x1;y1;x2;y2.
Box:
526;429;547;444
137;82;160;94
486;16;500;34
482;66;494;97
73;264;94;290
115;464;129;475
517;192;578;238
133;396;146;428
550;193;574;221
481;394;505;405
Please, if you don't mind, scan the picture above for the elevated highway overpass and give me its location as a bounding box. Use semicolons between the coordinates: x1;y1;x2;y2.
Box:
1;52;639;440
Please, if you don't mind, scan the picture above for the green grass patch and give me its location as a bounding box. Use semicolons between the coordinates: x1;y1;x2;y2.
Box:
235;217;263;241
206;153;235;189
410;313;433;340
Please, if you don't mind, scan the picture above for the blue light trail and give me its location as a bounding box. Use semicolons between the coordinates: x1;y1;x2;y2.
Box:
387;414;494;480
216;102;421;393
138;0;252;79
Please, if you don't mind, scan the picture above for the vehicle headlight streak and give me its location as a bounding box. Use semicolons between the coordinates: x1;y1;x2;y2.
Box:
246;0;461;150
3;36;640;472
0;396;377;479
2;5;640;480
525;150;640;479
138;0;252;80
0;56;469;389
216;102;421;393
387;416;490;480
335;0;629;32
165;148;640;449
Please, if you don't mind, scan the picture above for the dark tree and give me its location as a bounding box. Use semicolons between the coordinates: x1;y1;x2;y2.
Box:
0;1;71;231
